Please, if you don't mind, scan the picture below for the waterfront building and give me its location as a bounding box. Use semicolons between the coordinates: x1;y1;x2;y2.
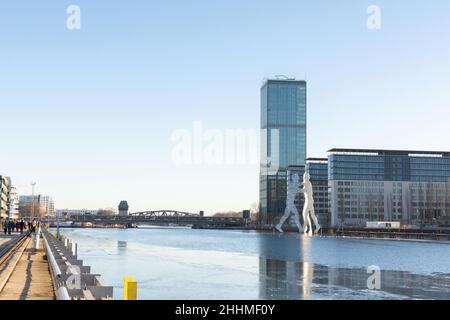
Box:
0;176;9;219
328;149;450;227
259;78;307;225
118;201;129;216
55;209;99;217
19;194;55;217
5;177;19;219
306;158;330;228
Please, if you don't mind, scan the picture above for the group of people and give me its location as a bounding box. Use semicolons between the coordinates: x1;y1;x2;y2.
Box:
2;219;37;235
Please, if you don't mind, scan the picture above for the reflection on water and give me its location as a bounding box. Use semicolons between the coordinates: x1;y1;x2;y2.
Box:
118;241;127;252
54;228;450;300
259;258;450;300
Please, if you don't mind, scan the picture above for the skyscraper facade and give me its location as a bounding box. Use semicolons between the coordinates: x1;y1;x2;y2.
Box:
260;78;307;225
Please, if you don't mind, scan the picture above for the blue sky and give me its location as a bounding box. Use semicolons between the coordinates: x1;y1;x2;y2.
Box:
1;1;449;213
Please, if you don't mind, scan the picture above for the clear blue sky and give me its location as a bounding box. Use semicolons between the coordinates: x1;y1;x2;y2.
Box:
1;1;449;214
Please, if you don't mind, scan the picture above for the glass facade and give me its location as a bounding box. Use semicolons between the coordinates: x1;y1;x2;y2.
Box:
260;79;307;225
328;150;450;227
306;159;330;227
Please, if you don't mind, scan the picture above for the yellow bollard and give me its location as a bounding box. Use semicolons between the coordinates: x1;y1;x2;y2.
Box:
123;276;138;300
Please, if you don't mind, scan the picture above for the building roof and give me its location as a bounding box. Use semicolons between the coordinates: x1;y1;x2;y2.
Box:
261;78;306;88
328;148;450;157
306;157;328;162
118;201;129;210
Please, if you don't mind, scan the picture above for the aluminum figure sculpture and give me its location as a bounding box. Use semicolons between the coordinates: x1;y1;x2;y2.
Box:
276;172;321;235
275;173;303;233
302;172;320;236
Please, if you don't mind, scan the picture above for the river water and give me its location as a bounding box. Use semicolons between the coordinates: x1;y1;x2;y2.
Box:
55;227;450;300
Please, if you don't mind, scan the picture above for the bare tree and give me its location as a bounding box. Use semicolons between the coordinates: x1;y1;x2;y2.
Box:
97;208;116;217
19;203;46;218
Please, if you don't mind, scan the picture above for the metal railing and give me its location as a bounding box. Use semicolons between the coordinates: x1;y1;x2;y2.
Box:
41;228;114;300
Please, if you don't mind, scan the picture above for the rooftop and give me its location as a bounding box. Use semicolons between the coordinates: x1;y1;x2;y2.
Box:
328;148;450;157
261;77;306;88
306;157;328;162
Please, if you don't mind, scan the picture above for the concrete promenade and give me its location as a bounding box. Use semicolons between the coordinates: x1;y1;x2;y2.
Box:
0;225;113;300
0;233;55;300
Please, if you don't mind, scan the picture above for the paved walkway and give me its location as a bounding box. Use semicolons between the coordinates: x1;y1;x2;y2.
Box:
0;234;20;248
0;235;55;300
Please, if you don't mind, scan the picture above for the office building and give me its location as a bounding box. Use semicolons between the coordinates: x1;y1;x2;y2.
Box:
55;209;99;217
260;78;307;225
0;176;8;219
5;177;19;219
306;158;330;228
328;149;450;227
19;194;55;217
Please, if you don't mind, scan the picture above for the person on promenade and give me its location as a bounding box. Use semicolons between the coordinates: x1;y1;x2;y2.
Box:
7;220;14;235
15;221;20;233
19;220;25;234
3;220;7;235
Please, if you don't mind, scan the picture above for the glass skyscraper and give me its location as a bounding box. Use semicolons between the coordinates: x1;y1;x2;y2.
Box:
259;79;307;225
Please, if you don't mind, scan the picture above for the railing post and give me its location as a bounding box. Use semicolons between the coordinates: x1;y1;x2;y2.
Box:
34;223;41;250
72;242;77;256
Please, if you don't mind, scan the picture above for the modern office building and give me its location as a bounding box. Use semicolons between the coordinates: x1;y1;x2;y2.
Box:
55;209;99;217
260;78;307;225
5;177;19;219
306;158;330;228
328;149;450;227
0;176;9;219
19;194;55;217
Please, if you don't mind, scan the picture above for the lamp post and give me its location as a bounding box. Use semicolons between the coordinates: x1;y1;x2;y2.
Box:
56;209;60;238
31;182;36;220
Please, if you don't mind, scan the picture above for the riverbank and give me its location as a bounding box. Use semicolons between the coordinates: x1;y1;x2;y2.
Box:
256;226;450;242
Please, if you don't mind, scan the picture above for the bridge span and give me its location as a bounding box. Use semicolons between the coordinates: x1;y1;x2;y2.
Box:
55;210;248;229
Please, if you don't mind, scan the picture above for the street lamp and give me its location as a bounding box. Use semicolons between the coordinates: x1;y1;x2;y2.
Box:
31;182;36;219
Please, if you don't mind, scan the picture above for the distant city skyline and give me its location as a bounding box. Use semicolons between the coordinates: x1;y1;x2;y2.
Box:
1;1;450;213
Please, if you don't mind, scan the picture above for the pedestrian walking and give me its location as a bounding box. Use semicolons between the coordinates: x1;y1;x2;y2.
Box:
7;220;14;235
19;220;25;234
3;220;7;235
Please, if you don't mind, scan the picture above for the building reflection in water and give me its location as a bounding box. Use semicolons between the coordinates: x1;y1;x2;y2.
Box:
117;241;127;252
258;235;450;300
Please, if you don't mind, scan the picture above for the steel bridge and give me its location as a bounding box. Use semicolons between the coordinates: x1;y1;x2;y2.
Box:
129;210;201;217
53;210;246;229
